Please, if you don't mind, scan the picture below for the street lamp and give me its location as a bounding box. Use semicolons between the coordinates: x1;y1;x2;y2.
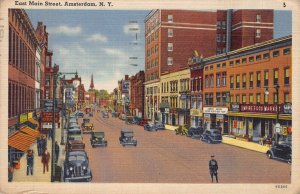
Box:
264;84;280;144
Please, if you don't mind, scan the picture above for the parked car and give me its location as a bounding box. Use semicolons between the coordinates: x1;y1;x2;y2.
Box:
132;116;142;125
62;151;92;182
119;114;127;120
111;111;120;118
200;130;222;144
65;139;85;152
119;129;137;147
89;112;93;117
138;118;151;126
75;111;84;118
155;122;165;130
69;122;80;129
144;122;158;131
67;127;82;136
67;134;83;142
187;126;204;138
81;121;94;134
90;131;107;147
102;112;109;118
266;143;292;164
68;117;78;125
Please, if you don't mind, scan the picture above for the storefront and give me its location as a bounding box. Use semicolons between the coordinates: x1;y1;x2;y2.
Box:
190;108;203;128
203;107;228;132
168;108;179;126
159;102;170;124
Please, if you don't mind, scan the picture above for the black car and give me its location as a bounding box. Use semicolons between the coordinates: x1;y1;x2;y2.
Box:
200;130;222;144
102;112;109;118
75;111;84;118
119;129;137;146
266;143;292;164
144;122;158;131
90;131;107;147
132;116;142;125
62;151;92;182
187;126;204;138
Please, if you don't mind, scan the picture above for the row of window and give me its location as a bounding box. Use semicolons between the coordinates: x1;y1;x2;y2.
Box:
8;81;35;118
146;15;160;34
146;30;159;45
9;26;36;78
217;21;227;30
205;72;227;88
205;48;291;71
146;44;159;57
216;34;226;43
146;72;159;82
146;58;159;70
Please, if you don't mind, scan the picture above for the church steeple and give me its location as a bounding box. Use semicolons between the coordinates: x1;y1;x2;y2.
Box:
90;74;94;89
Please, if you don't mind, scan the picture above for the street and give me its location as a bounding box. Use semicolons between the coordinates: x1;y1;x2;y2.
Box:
77;110;291;183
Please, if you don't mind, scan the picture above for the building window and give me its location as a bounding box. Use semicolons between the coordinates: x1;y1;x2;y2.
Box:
222;92;227;106
235;60;240;65
249;73;254;88
216;73;221;87
230;95;233;103
205;76;209;88
230;76;234;89
273;69;279;85
168;15;173;23
209;93;214;105
217;48;222;55
249;56;254;62
217;64;220;68
210;74;214;87
256;55;262;61
205;66;208;71
167;57;173;65
249;94;253;104
168;29;173;37
229;61;234;66
273;93;278;104
236;95;240;103
242;74;246;89
217;34;221;42
284;48;291;55
242;95;246;104
222;63;226;68
284;68;290;85
222;34;226;42
256;71;261;88
256;93;261;104
210;65;213;70
236;75;240;89
222;72;226;86
217;21;221;29
256;15;261;23
284;93;290;103
273;50;280;57
264;93;269;104
222;21;226;29
168;43;173;51
216;92;221;106
263;53;270;59
264;71;269;87
242;58;247;64
222;48;226;53
256;29;261;38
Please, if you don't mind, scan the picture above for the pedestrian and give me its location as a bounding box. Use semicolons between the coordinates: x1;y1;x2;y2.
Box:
26;149;34;176
41;148;50;174
40;136;46;154
209;155;219;183
55;141;60;163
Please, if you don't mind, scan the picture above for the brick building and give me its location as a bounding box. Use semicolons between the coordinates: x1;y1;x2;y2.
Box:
144;9;273;122
130;71;145;118
202;35;291;143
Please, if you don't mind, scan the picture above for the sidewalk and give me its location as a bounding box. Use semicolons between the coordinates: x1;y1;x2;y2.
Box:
13;121;64;182
222;136;270;153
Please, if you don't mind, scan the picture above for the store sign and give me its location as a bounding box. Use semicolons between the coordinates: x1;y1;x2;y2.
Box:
231;103;240;112
216;114;224;120
28;112;33;119
203;107;228;114
41;112;59;123
42;123;58;129
190;109;202;116
282;126;287;136
240;104;282;113
204;113;210;118
283;103;292;114
122;80;130;94
19;113;28;124
165;108;169;114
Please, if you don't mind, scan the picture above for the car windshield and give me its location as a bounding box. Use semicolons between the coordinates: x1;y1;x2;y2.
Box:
94;132;104;138
68;155;86;162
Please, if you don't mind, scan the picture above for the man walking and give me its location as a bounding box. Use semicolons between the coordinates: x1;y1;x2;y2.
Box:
209;155;219;183
55;141;60;163
41;148;50;174
26;149;34;176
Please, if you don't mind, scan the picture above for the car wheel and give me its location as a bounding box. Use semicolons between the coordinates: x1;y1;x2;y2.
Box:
267;153;273;159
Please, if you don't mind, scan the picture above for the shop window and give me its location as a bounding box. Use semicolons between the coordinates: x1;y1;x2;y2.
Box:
273;50;280;57
284;68;290;85
256;93;261;104
256;71;261;88
249;73;254;88
236;75;240;89
264;71;269;87
273;69;279;85
284;48;291;55
263;53;270;59
242;74;246;89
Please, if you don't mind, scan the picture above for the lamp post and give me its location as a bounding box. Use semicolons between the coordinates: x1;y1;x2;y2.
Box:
51;64;58;182
264;84;280;144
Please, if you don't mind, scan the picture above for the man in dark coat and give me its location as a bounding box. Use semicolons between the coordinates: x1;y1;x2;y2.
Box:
41;148;50;174
55;141;60;163
209;155;219;183
26;149;34;176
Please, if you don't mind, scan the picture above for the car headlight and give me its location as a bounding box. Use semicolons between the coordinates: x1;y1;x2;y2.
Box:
83;166;86;170
69;167;73;171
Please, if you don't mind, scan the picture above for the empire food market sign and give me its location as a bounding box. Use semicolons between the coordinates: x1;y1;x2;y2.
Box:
240;104;282;113
203;107;228;114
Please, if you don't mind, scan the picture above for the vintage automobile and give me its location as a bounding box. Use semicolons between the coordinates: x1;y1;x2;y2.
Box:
65;139;85;152
155;122;165;130
144;122;158;131
200;130;222;144
138;118;151;126
75;111;84;118
102;111;109;118
69;122;80;129
119;114;127;120
68;117;77;125
111;111;120;118
119;129;137;147
67;127;82;136
125;116;135;124
62;151;92;182
67;134;83;142
131;116;142;125
90;131;108;147
81;119;94;134
266;143;292;164
187;126;204;138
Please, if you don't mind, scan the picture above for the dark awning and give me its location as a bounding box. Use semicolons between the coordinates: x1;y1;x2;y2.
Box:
8;132;36;152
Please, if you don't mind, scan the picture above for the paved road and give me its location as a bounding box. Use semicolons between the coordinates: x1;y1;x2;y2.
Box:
78;110;291;183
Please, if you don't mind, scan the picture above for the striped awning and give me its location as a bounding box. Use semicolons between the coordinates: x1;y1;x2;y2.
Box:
227;112;292;120
8;132;36;152
20;126;40;138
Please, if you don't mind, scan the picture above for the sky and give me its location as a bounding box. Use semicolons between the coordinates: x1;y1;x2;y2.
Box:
26;10;292;93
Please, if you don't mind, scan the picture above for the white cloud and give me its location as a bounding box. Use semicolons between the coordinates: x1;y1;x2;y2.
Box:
102;48;128;60
123;23;140;35
48;25;82;36
86;34;108;42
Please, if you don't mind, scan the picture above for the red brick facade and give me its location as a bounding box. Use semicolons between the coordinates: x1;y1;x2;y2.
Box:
130;71;145;117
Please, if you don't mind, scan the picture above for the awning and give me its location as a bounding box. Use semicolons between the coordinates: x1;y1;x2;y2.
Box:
26;118;39;129
8;132;36;152
20;126;40;138
227;112;292;120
